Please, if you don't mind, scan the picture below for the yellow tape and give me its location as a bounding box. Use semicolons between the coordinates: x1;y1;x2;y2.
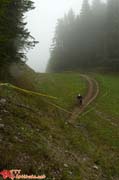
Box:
0;83;72;114
44;99;73;114
0;83;57;100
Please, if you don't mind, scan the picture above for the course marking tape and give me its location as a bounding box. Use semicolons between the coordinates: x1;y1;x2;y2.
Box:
44;99;73;114
0;82;73;114
0;83;57;99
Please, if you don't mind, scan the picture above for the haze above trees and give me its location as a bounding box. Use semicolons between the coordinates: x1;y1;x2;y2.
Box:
47;0;119;72
0;0;119;79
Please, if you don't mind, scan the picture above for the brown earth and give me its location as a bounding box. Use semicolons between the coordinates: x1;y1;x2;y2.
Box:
68;74;99;124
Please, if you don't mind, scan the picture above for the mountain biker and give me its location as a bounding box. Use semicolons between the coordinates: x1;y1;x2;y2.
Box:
77;94;83;106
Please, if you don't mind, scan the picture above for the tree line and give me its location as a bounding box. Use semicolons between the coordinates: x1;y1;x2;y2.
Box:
0;0;36;80
47;0;119;72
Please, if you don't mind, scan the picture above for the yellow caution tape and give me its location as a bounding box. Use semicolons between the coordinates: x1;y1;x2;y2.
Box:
0;83;73;114
44;99;73;114
0;83;57;100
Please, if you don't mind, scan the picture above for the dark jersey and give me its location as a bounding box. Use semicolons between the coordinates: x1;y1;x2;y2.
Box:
77;95;83;100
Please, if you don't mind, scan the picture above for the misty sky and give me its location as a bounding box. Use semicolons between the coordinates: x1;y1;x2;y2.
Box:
26;0;83;72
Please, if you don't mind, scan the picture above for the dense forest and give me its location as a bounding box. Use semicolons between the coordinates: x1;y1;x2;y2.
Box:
0;0;36;80
47;0;119;72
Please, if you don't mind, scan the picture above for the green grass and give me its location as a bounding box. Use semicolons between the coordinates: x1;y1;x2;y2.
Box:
35;73;86;109
0;71;87;179
76;73;119;179
95;74;119;117
0;70;119;180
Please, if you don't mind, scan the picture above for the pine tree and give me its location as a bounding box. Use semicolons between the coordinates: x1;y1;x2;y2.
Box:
106;0;119;70
80;0;90;18
77;0;93;68
91;0;107;67
48;0;119;72
47;9;76;72
0;0;36;79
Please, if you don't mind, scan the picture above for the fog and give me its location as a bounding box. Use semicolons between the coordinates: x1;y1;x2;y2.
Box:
26;0;83;72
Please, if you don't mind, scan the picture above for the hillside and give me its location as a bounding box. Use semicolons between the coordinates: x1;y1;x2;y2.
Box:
0;68;119;180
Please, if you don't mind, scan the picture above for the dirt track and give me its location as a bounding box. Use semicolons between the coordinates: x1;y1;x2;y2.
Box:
68;75;99;124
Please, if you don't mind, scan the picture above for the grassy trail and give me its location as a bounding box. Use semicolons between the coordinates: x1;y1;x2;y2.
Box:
0;70;119;180
69;75;99;124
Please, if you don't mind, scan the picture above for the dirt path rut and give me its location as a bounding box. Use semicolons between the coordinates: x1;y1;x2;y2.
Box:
68;75;99;124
